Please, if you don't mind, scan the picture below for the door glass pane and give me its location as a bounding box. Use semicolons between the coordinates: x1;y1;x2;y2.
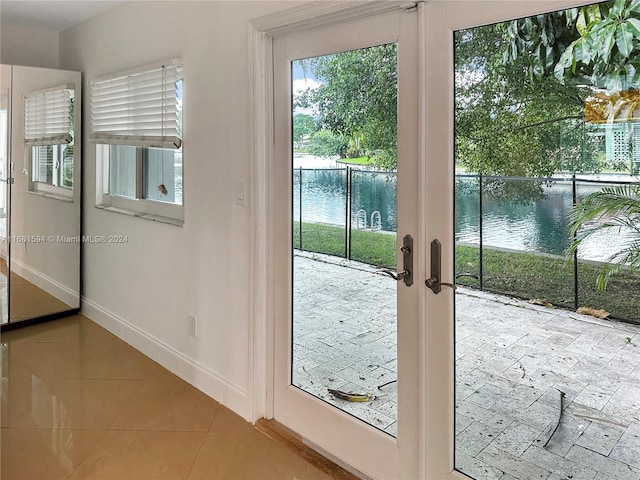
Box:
455;3;640;478
291;44;399;436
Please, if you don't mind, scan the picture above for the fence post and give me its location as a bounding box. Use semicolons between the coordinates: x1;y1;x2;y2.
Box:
479;174;484;291
572;174;579;310
345;167;350;259
347;167;353;260
299;167;303;250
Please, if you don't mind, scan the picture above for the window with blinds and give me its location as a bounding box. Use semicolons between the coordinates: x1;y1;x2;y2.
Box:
24;86;75;194
92;59;184;224
89;59;183;149
24;86;74;146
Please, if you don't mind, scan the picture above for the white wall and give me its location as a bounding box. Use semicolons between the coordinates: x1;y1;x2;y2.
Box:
59;0;295;418
0;24;59;68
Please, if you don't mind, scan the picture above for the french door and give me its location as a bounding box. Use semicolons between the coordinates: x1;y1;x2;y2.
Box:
264;1;590;479
272;8;421;480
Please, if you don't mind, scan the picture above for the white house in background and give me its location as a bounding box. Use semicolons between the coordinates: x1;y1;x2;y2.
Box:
586;92;640;173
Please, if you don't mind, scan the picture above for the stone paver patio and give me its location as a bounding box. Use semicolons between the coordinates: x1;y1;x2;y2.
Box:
292;251;640;480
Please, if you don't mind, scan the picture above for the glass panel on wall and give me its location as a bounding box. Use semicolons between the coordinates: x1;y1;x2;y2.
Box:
4;65;82;327
291;45;399;436
0;83;8;324
454;2;640;478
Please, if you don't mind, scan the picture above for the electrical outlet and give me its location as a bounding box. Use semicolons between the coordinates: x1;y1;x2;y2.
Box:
188;314;197;338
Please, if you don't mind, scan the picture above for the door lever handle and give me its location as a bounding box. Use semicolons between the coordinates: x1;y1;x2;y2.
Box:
425;239;455;294
382;234;413;287
383;269;409;281
425;276;455;292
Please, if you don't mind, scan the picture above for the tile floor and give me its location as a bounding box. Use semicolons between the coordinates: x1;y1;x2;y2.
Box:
4;253;640;480
1;258;72;324
0;315;333;480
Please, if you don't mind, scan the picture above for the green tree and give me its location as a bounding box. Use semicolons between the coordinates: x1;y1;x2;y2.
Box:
307;130;347;158
296;44;397;170
455;22;593;183
506;0;640;92
293;113;316;150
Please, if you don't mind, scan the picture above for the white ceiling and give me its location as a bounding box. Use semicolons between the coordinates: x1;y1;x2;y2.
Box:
0;1;123;32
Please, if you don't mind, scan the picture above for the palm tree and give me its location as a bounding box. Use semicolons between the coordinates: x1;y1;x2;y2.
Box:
570;182;640;290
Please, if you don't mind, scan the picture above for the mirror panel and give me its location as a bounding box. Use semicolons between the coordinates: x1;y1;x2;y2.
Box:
0;65;10;325
1;65;81;327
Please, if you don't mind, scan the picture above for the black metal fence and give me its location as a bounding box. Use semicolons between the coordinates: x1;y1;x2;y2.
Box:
293;166;397;268
294;167;640;323
455;174;640;323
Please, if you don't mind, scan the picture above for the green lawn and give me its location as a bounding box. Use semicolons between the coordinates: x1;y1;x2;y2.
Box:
293;221;396;267
292;221;640;323
337;156;372;166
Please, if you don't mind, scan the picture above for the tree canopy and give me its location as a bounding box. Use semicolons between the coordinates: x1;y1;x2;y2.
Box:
295;44;398;169
507;0;640;92
455;22;592;179
295;1;639;176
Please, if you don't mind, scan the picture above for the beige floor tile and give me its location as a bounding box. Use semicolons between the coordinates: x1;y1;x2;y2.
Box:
2;314;346;480
68;341;166;380
2;315;120;345
10;283;71;321
68;430;206;480
110;371;220;432
0;428;104;480
3;377;145;429
208;405;254;434
187;428;308;480
305;464;335;480
3;340;82;380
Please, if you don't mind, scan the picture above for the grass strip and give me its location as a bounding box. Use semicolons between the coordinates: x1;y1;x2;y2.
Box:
293;221;640;323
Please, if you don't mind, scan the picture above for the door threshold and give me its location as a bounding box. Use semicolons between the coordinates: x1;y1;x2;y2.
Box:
255;419;368;480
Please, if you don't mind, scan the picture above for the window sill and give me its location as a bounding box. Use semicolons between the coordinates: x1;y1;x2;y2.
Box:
28;190;74;203
95;204;184;227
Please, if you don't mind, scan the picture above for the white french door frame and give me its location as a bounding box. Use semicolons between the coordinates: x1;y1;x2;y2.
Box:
249;1;592;479
421;1;595;479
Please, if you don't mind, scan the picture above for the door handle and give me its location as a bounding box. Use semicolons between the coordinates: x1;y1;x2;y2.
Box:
383;234;413;286
425;239;455;294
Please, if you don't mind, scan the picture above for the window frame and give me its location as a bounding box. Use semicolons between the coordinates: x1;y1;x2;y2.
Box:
96;144;184;224
29;143;74;199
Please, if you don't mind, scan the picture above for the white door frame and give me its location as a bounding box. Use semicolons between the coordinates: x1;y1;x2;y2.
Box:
247;0;417;424
419;2;593;479
249;1;592;479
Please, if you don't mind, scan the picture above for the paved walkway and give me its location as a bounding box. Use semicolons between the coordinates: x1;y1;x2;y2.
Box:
292;252;640;480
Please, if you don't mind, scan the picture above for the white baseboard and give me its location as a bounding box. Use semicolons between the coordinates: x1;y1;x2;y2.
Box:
11;259;79;307
81;297;250;420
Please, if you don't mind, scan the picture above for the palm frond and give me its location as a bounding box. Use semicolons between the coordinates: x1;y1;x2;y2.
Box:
569;181;640;291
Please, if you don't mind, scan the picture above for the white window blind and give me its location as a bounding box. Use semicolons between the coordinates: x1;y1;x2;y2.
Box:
24;86;73;146
89;59;183;149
